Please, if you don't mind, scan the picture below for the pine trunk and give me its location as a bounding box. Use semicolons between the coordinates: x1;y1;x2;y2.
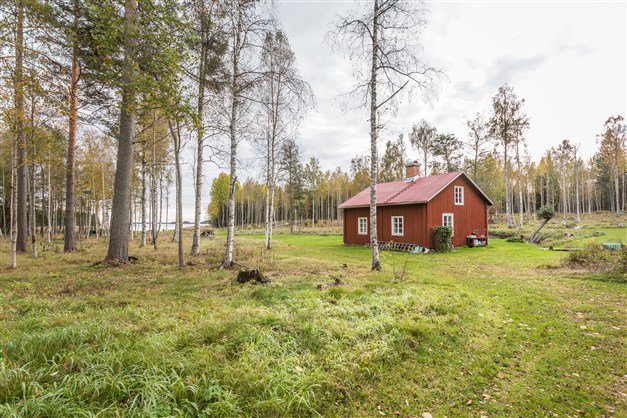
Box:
64;0;80;252
105;0;137;263
15;0;27;253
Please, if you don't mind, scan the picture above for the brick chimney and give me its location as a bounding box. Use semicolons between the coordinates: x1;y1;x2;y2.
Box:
405;161;421;179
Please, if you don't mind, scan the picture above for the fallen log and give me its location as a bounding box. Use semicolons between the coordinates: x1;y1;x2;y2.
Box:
548;246;582;252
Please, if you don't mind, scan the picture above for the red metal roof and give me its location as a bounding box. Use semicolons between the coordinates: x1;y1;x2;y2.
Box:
339;171;493;208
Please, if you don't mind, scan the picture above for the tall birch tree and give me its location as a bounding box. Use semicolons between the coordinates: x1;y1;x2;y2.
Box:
409;119;436;177
466;113;490;181
488;84;529;227
259;28;312;250
598;115;626;214
513;128;527;227
331;0;438;270
220;0;269;268
187;0;226;257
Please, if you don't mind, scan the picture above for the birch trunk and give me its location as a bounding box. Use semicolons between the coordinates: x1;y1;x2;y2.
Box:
191;12;207;257
151;112;159;250
92;175;99;239
129;190;134;240
222;12;241;269
264;129;272;248
29;96;37;257
40;168;46;236
587;173;593;216
169;121;185;268
47;160;51;245
369;0;381;270
614;154;621;213
10;138;17;268
101;164;107;237
515;142;523;228
562;174;567;219
504;143;512;227
140;148;147;247
30;148;37;258
575;161;581;222
1;163;5;237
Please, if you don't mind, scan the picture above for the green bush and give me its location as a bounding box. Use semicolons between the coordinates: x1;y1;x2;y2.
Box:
564;242;611;267
434;226;453;252
565;243;626;283
536;205;556;221
505;236;524;243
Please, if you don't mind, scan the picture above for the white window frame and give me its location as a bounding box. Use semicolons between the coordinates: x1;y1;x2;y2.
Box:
358;217;368;235
454;186;464;205
442;213;454;236
391;216;404;236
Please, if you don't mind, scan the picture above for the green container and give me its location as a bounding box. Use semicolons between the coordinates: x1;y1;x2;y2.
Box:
602;243;622;251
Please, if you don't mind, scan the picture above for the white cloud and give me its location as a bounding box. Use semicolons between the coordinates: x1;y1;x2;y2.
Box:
179;0;626;220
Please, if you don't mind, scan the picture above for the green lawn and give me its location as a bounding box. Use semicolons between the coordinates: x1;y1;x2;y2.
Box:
0;230;625;417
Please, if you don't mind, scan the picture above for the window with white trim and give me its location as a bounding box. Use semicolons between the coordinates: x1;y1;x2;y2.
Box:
454;186;464;205
391;216;404;236
358;217;368;235
442;213;454;236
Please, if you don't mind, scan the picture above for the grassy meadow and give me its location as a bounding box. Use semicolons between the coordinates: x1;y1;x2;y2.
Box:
0;214;625;417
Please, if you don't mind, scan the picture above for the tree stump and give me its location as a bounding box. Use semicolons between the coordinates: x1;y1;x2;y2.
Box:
236;268;269;284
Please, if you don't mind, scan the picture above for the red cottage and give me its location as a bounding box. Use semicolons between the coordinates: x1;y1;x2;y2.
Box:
339;162;493;249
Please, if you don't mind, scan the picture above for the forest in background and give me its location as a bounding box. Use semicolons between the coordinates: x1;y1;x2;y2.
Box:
208;113;626;229
0;0;625;269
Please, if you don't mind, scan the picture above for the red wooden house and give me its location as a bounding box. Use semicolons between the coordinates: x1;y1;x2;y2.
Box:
339;162;493;248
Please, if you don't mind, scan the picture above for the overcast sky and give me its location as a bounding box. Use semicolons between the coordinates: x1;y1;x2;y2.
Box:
177;0;626;220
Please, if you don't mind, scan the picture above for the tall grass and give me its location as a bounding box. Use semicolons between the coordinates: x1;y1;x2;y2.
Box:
0;215;625;416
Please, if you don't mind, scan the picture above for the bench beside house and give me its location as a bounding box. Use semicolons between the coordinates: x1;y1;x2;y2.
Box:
339;162;493;249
